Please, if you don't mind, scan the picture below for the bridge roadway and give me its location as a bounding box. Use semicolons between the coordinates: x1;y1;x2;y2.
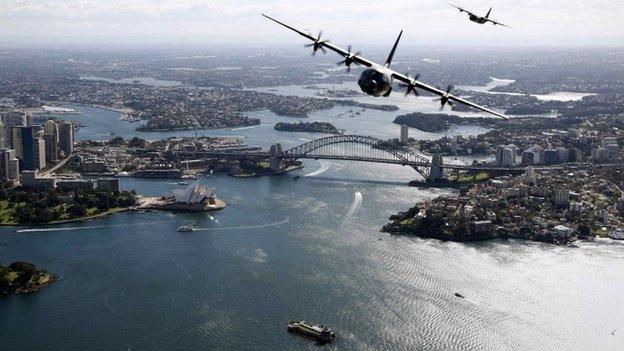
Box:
174;149;601;173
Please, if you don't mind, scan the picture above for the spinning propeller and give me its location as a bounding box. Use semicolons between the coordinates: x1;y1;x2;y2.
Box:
337;45;361;72
434;85;455;109
305;31;329;55
398;73;422;96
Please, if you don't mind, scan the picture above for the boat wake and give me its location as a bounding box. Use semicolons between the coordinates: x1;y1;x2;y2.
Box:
304;160;341;177
194;218;290;231
230;124;270;131
16;225;110;233
15;220;176;233
345;191;363;217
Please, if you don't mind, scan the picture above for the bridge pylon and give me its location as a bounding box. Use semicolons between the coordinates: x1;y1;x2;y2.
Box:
269;143;285;172
429;153;444;181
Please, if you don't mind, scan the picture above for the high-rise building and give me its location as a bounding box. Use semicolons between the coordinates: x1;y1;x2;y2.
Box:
568;147;582;163
0;148;14;180
34;137;46;170
556;147;569;163
11;127;23;158
554;189;570;207
43;120;59;142
602;136;619;161
495;145;505;165
13;126;36;170
501;147;515;167
543;149;559;165
532;145;544;165
521;150;535;165
8;158;19;180
2;111;27;148
449;137;459;154
43;133;58;163
400;124;409;144
1;111;27;128
0;121;5;149
58;121;75;157
591;146;609;163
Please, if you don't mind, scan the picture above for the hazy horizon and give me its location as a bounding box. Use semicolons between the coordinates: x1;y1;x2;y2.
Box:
0;0;623;47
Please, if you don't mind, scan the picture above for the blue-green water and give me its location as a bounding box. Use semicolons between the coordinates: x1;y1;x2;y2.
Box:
2;104;624;350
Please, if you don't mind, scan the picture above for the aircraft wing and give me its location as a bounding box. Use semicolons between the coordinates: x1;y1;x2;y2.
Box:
263;14;507;119
449;3;475;16
392;72;508;119
262;14;373;68
486;18;512;28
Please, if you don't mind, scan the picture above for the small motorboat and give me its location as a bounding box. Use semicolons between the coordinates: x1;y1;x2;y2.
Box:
177;223;195;232
177;181;189;185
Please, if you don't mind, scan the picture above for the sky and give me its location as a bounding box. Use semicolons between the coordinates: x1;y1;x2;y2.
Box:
0;0;623;47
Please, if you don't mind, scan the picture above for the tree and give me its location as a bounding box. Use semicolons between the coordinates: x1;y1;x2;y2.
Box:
109;136;124;146
129;137;146;148
577;223;591;238
69;204;87;217
96;193;112;211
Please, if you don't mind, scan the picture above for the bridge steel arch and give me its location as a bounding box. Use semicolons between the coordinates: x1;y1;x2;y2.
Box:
281;135;431;178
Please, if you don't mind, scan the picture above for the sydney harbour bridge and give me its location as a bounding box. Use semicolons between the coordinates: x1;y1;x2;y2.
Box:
175;135;530;180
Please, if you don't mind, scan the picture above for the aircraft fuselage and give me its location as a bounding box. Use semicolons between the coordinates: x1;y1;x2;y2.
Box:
358;68;393;97
469;14;488;24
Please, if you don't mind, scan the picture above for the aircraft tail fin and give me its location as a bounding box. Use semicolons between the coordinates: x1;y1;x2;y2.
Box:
485;7;492;18
384;30;403;68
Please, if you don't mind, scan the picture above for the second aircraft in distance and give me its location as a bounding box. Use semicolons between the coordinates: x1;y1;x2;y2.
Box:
449;4;511;28
262;14;507;119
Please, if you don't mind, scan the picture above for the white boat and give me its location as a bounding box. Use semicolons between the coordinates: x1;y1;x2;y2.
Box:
177;223;195;232
177;181;189;185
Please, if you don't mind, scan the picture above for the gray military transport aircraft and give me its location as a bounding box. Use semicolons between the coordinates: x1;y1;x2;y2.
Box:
449;4;510;27
262;14;507;119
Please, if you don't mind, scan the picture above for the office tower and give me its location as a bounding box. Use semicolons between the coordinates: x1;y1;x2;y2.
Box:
13;126;35;170
34;137;46;170
8;158;19;180
58;121;75;156
43;133;58;163
400;124;409;144
43;120;59;142
0;148;14;180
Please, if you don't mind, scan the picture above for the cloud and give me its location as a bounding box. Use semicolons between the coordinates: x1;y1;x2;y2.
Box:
0;0;622;46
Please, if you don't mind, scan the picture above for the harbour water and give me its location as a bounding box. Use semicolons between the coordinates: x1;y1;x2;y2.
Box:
2;101;623;350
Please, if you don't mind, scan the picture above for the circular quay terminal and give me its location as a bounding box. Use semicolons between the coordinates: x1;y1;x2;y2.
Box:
0;1;623;350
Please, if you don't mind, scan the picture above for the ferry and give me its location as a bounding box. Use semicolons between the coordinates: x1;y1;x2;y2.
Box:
287;321;336;343
177;223;195;232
